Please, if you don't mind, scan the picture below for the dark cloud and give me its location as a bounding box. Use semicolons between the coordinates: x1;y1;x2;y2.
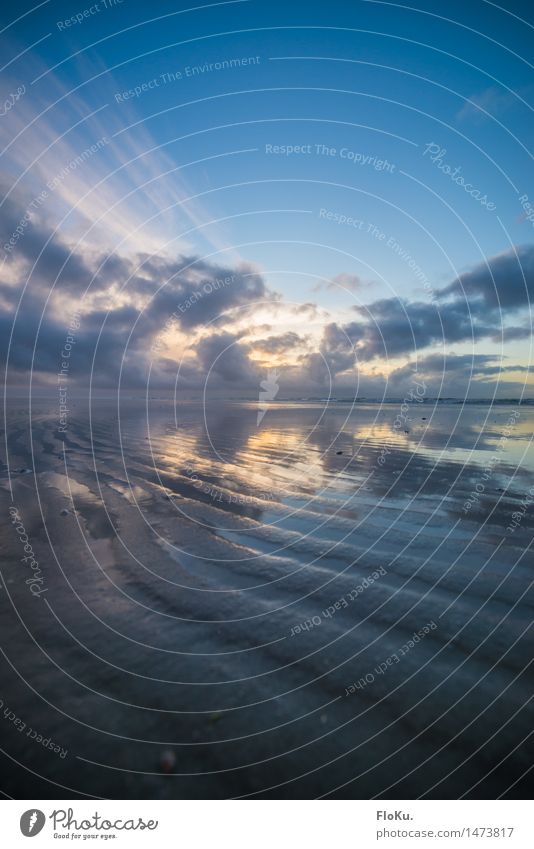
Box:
438;245;534;312
300;322;357;385
0;187;92;291
0;187;275;387
329;246;534;363
195;332;257;384
343;298;492;361
252;332;306;355
145;262;270;332
0;183;532;397
491;325;533;343
388;353;531;398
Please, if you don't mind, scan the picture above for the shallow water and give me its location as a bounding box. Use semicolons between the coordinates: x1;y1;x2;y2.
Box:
1;399;533;798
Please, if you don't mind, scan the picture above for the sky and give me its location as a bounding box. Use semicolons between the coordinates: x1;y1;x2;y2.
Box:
0;0;533;399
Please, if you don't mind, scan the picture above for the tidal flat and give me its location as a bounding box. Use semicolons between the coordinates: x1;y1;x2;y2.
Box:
1;398;532;798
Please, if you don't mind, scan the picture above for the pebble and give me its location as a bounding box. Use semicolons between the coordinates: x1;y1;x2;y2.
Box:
159;750;176;773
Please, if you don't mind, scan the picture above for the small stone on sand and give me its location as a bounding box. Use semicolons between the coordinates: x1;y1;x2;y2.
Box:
159;749;176;773
209;712;222;724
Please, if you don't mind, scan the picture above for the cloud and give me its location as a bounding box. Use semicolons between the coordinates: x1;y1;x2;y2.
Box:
388;353;531;399
0;179;531;399
300;321;357;385
312;273;369;293
438;245;534;312
491;324;533;343
456;86;531;123
344;297;494;361
195;332;257;384
0;192;272;387
252;331;307;355
390;353;530;382
327;245;534;363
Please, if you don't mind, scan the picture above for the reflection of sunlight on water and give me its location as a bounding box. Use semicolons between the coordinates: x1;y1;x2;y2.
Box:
403;416;534;473
246;423;318;453
155;421;334;503
107;481;149;504
349;422;404;443
156;432;199;466
145;404;534;513
243;427;343;498
245;426;285;452
42;471;100;503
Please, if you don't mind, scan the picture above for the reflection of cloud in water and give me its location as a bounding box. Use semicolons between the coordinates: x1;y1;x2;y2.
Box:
1;398;533;799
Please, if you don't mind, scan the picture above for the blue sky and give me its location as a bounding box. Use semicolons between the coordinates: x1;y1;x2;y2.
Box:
1;0;533;398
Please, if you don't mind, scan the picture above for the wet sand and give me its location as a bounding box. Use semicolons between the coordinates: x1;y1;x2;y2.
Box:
1;399;533;798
